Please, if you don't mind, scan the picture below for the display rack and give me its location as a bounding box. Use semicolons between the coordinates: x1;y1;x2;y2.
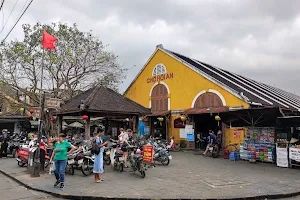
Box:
243;127;275;163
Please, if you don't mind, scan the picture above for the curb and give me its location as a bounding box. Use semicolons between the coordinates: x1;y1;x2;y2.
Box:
0;169;300;200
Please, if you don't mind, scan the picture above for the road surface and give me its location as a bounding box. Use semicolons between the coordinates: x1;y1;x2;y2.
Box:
0;172;61;200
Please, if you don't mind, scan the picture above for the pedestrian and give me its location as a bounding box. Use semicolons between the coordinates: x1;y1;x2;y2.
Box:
118;128;124;142
119;129;130;168
93;126;108;183
50;133;77;189
0;138;8;158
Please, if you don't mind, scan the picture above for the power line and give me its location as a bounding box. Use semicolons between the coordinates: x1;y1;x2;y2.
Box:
0;0;5;11
1;0;33;43
15;0;29;23
0;0;19;34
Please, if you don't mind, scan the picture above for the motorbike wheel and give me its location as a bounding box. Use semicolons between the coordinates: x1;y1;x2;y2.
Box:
12;149;17;158
81;159;92;176
66;164;74;175
104;155;111;165
161;156;170;166
140;170;146;178
44;159;50;168
139;163;146;178
174;145;181;152
212;148;219;158
18;161;25;167
119;163;124;172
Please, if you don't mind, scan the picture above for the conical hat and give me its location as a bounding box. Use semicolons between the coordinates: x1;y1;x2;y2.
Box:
290;138;299;143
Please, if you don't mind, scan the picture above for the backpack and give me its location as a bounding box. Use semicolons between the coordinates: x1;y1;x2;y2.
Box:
91;138;100;155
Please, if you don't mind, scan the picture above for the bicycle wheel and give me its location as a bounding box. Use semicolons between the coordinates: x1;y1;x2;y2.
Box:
225;144;238;153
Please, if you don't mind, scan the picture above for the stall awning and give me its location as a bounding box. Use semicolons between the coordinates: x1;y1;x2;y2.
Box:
146;110;170;117
277;116;300;126
184;106;229;115
220;107;281;127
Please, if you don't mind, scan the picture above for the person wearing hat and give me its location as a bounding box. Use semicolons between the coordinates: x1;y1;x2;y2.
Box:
93;126;109;183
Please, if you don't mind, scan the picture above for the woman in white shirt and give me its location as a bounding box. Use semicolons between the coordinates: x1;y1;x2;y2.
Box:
119;129;129;168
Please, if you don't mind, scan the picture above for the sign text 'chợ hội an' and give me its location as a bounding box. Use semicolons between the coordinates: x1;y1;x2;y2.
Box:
147;72;174;83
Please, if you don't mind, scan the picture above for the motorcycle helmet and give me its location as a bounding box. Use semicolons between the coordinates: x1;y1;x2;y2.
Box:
136;149;141;154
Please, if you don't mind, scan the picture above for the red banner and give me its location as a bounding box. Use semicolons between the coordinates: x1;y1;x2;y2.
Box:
143;145;154;163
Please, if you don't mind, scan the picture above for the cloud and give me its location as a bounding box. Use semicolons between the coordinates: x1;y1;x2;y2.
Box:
1;0;300;94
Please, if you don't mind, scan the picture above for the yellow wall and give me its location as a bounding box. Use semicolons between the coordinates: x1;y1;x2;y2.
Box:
125;49;249;144
125;49;249;110
224;128;246;150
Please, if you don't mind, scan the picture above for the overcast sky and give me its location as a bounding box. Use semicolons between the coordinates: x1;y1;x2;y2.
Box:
1;0;300;95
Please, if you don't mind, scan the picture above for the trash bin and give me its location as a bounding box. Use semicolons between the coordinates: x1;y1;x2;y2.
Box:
27;147;37;173
27;147;40;177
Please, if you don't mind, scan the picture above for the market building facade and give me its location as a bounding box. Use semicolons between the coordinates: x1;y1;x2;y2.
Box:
124;45;300;152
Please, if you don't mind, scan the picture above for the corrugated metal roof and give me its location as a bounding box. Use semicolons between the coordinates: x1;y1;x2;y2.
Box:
165;49;300;111
184;107;229;115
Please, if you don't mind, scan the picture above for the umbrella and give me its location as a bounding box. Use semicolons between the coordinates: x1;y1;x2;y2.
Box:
68;122;83;128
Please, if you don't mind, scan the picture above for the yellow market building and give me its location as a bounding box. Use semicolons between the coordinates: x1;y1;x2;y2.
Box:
124;44;300;149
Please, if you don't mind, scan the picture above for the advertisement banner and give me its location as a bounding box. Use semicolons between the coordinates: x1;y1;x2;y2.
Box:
276;147;288;168
289;148;300;162
143;145;154;163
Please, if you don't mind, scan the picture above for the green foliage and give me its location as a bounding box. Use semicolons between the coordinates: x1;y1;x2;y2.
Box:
0;22;125;103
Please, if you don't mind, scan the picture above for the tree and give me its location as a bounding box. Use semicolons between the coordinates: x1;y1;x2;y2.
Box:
0;22;126;105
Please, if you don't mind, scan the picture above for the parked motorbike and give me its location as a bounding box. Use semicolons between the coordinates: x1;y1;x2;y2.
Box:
153;147;171;165
81;144;94;176
66;146;83;175
148;138;171;165
7;140;19;158
208;143;220;158
128;146;146;178
113;151;124;172
16;146;50;167
103;148;111;165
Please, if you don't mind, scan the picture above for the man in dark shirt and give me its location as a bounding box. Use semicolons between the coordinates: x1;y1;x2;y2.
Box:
203;130;216;156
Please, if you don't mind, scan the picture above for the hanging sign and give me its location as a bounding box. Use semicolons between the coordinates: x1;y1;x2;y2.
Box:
143;145;154;163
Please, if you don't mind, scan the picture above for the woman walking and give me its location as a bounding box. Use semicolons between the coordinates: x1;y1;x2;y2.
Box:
93;126;108;183
50;133;77;189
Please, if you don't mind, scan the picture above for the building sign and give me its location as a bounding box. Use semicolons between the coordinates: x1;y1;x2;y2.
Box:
147;72;174;83
45;98;63;109
32;107;41;119
143;145;154;163
174;118;185;128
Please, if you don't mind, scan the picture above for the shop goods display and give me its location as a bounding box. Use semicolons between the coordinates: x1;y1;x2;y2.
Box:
240;128;275;162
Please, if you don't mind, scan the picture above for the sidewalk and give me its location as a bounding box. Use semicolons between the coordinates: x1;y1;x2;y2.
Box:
1;152;300;199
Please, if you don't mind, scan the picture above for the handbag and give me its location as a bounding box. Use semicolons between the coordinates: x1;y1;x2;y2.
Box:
49;162;56;175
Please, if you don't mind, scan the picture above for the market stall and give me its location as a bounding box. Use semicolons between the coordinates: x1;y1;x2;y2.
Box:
240;127;275;163
277;116;300;168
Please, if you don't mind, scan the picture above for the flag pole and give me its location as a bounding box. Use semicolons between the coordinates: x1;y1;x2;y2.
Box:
32;35;45;177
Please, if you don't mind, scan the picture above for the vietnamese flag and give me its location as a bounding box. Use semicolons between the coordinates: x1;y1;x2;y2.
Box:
42;30;57;50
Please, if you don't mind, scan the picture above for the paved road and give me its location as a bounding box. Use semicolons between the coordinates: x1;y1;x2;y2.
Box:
2;152;300;199
0;173;61;200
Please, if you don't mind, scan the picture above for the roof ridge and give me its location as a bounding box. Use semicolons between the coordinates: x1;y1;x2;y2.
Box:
106;87;149;111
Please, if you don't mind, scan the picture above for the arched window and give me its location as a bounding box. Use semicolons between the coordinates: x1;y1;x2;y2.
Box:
194;92;223;108
152;64;167;76
151;84;168;112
